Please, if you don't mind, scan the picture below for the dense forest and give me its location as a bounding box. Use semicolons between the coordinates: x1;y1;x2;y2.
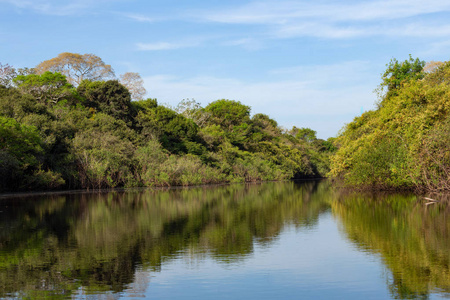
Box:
0;53;334;192
330;56;450;191
3;52;449;193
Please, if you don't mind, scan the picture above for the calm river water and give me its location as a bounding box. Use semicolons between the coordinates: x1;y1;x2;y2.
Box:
0;180;449;299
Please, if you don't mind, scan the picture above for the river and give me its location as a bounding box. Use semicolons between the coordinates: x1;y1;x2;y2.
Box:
0;180;449;299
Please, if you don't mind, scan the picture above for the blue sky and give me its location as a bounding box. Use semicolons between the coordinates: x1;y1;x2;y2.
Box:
1;0;450;138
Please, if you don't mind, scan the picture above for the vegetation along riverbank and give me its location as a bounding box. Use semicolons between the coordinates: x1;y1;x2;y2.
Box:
0;53;334;193
2;53;450;193
329;56;450;192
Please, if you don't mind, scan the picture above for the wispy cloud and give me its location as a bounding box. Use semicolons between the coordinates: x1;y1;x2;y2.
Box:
0;0;93;15
136;37;205;51
0;0;121;15
137;42;186;51
202;0;450;24
191;0;450;39
272;23;367;39
221;38;264;50
123;13;155;23
121;1;450;47
136;34;226;51
419;40;450;57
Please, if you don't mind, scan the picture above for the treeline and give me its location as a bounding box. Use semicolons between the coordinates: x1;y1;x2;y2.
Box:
0;53;333;192
330;56;450;191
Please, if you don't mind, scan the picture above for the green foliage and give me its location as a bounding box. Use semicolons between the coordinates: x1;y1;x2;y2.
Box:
135;102;200;154
0;181;330;297
14;71;75;105
0;116;65;191
330;57;450;190
204;99;250;129
417;115;450;190
134;140;225;186
0;69;329;192
378;55;425;102
0;116;43;165
77;79;133;123
332;192;450;298
72;117;136;189
198;125;226;150
132;97;158;111
293;127;317;143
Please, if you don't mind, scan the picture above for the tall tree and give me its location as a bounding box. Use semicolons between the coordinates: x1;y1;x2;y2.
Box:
0;63;16;87
13;72;74;104
377;55;425;101
35;52;115;86
119;72;147;101
77;80;133;123
423;61;444;73
294;127;317;143
204;99;251;129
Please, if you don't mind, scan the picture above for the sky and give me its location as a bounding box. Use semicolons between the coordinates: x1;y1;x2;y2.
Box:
1;0;450;138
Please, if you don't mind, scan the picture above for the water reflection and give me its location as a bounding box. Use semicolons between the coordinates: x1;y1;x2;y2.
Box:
1;181;449;299
332;192;450;299
0;181;330;298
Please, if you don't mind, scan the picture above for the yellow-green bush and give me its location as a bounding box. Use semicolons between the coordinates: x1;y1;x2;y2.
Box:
330;59;450;190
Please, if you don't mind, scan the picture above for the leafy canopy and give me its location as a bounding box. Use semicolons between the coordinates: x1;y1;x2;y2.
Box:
378;54;425;101
35;52;115;86
13;71;74;104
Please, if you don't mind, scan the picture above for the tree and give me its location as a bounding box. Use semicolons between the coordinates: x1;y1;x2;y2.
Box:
119;72;146;101
0;116;47;191
13;72;74;104
204;99;251;129
423;61;444;73
77;80;132;122
424;61;450;86
0;63;16;87
35;52;115;86
377;55;425;101
246;113;280;148
175;98;211;126
295;127;317;143
136;103;199;154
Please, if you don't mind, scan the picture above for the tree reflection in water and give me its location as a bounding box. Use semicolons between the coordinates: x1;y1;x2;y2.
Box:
332;192;450;299
0;181;330;298
1;181;449;299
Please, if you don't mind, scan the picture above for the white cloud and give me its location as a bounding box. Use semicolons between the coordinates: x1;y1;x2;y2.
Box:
202;0;450;24
136;35;222;51
120;1;450;46
123;13;155;23
221;38;264;51
137;42;189;51
0;0;126;15
0;0;89;15
193;0;450;39
272;23;367;39
418;40;450;57
384;23;450;38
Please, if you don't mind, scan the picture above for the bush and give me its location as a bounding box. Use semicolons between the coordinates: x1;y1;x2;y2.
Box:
330;57;450;190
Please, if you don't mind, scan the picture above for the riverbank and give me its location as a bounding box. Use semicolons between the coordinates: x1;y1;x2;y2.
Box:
1;73;334;192
0;178;326;199
329;58;450;192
